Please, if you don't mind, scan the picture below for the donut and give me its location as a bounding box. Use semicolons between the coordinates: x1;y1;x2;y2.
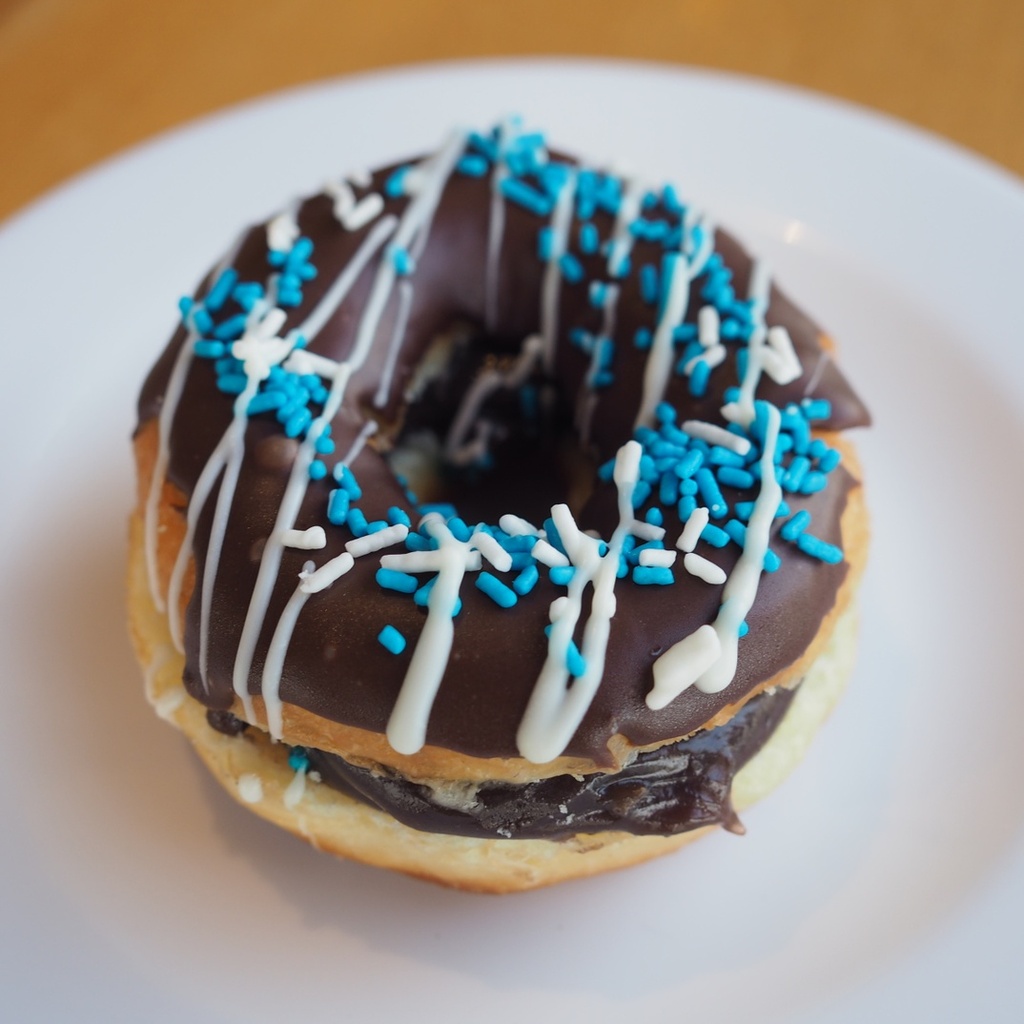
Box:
129;119;869;892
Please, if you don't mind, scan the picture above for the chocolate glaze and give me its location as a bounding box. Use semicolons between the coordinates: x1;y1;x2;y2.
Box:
138;145;869;765
305;684;795;839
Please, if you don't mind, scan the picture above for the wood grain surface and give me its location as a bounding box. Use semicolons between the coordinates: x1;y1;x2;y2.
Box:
2;0;1022;221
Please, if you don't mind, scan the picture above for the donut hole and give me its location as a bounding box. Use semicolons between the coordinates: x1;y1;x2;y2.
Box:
384;328;596;526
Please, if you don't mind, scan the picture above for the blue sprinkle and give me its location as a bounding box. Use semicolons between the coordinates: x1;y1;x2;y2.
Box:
390;246;416;276
287;747;310;773
366;520;389;534
542;517;567;556
447;517;471;542
194;339;226;359
513;564;539;596
476;572;518;608
308;459;327;481
346;508;368;537
384;166;412;198
499;177;553;216
709;446;746;469
327;489;350;525
247;391;287;415
738;620;750;638
677;495;697;521
634;327;653;350
662;183;684;214
559;252;584;283
333;464;362;500
724;519;747;547
696;468;728;518
701;523;730;548
797;471;826;494
378;625;407;655
802;398;832;421
565;641;587;678
598;458;616;482
419;502;458;519
645;507;664;527
213;314;248;340
314;434;336;455
579;222;599;254
549;565;575;587
631;481;652;509
284;408;312;438
537;226;555;261
796;533;844;564
640;264;659;304
763;548;781;573
387;506;411;528
633;566;675;586
376;568;418;594
204;268;238;312
217;373;248;395
456;153;489;177
413;576;436;606
784;456;811;492
655;401;676;424
717;466;756;490
689;359;711;397
674;449;703;480
781;510;812;541
192;308;214;335
818;448;842;473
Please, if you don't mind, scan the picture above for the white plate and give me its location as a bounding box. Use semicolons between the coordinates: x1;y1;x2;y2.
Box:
2;59;1023;1023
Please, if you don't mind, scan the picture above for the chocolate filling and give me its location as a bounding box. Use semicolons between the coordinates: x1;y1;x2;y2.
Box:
210;685;795;840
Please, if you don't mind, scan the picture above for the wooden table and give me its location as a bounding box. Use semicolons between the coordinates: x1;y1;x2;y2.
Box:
2;0;1022;221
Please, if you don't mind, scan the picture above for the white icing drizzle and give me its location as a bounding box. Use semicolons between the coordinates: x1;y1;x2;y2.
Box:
143;235;245;612
373;279;414;408
386;517;476;754
721;260;773;428
577;284;620;445
262;571;314;739
443;333;543;464
651;403;782;704
235;132;466;724
338;419;378;468
515;442;642;763
283;767;307;809
635;252;690;428
539;169;579;373
298;551;354;594
605;176;646;278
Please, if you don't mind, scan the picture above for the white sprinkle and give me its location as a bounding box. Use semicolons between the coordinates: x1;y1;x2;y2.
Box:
683;552;727;585
298;552;355;594
550;504;583;555
698;304;720;347
677;506;710;552
630;520;666;542
342;193;385;232
762;325;803;384
283;349;342;380
681;420;751;456
531;539;570;568
646;625;721;709
347;168;371;188
639;548;677;568
471;531;513;573
282;526;326;550
499;514;541;537
237;773;263;804
267;212;299;253
324;179;355;220
380;550;482;573
345;524;409;558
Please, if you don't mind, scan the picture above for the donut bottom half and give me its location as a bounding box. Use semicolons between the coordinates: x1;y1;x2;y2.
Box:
128;511;859;893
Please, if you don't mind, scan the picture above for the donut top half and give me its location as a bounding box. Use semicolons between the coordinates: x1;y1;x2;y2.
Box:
137;122;869;768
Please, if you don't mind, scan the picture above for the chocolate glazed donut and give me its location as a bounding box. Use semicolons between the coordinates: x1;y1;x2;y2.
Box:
134;122;869;879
